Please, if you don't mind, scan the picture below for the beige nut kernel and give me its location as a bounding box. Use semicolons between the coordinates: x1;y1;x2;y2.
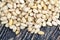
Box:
20;26;25;29
15;30;20;35
28;27;32;32
13;20;17;24
22;17;26;23
47;21;52;26
42;15;46;20
0;2;5;7
7;3;13;8
7;13;11;19
16;27;20;32
36;14;42;18
9;25;16;29
13;3;16;9
21;23;27;27
41;1;45;7
31;28;35;33
28;16;34;22
34;29;40;34
42;21;46;26
52;21;57;26
43;5;47;10
38;31;44;35
36;18;41;23
9;19;13;26
16;9;20;14
16;22;20;27
19;0;24;3
29;12;34;16
5;23;9;27
56;20;60;25
22;12;27;16
33;9;38;13
28;9;32;13
31;4;37;9
13;27;17;32
25;14;28;18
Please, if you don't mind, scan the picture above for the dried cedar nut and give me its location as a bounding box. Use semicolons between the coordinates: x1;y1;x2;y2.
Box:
9;19;13;26
38;31;44;35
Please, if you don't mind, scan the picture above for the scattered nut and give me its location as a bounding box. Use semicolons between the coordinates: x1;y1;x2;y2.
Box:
0;0;60;35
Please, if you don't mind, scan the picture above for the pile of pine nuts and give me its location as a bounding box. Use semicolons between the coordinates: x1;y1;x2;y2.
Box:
0;0;60;35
